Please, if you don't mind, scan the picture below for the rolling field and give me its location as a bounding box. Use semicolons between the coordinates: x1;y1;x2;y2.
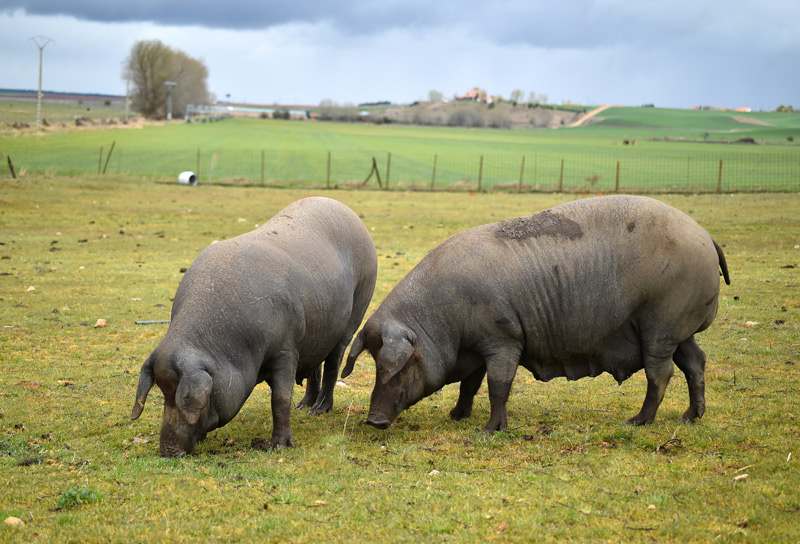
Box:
1;175;799;542
1;107;799;192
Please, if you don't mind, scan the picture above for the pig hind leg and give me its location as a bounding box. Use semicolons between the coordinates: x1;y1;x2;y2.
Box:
673;336;706;423
450;367;486;421
626;340;676;426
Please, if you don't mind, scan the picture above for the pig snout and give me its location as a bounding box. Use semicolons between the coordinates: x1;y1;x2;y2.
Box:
159;406;206;457
364;413;393;429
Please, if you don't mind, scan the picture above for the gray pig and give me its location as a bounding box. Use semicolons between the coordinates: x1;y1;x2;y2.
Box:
343;195;729;432
132;197;377;456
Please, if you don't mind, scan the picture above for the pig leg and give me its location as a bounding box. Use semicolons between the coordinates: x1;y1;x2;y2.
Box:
483;345;522;433
673;336;706;423
626;346;675;426
267;352;298;448
450;367;486;421
295;365;321;410
309;339;348;415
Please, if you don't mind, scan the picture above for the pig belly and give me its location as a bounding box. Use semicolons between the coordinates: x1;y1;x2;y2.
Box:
520;325;643;384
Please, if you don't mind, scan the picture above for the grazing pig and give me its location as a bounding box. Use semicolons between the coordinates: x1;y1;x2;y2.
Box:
132;197;377;456
343;195;729;433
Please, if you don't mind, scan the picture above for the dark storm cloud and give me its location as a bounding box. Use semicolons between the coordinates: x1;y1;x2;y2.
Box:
2;0;770;50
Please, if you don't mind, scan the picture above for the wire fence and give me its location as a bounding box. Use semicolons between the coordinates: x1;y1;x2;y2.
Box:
2;143;798;193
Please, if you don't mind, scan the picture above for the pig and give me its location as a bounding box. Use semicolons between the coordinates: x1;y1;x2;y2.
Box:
131;197;377;456
343;195;729;433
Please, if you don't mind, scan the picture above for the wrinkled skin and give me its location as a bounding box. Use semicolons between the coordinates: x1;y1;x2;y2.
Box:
132;197;377;456
343;195;730;433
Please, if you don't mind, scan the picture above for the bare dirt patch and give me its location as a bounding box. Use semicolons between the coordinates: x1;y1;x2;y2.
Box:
733;116;774;127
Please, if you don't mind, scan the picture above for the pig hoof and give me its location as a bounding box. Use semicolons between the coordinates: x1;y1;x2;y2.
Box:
268;437;295;449
308;401;333;416
449;406;472;420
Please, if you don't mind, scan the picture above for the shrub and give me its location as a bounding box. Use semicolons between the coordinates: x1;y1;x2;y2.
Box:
57;488;103;509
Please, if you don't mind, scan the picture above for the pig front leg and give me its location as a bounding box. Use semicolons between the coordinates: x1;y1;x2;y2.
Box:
482;344;522;433
267;351;299;448
450;367;486;421
295;365;321;410
309;339;348;415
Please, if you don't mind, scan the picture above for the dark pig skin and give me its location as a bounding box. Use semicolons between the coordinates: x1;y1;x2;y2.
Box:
343;195;729;433
132;197;377;456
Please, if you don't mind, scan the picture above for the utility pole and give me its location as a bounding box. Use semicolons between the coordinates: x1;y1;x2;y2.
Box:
164;81;177;120
29;36;53;129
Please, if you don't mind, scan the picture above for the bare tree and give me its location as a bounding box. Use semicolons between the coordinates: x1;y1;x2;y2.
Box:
510;89;524;104
123;40;210;118
428;90;443;103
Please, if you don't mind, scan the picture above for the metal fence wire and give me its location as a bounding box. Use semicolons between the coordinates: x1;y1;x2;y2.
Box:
1;144;798;193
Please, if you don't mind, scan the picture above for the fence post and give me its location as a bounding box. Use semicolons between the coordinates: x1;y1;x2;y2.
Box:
98;146;103;175
431;154;437;190
558;158;564;192
7;156;16;179
717;159;723;193
386;153;391;190
478;155;484;192
196;148;200;179
102;141;116;175
326;151;331;189
615;160;620;193
261;150;265;185
518;155;525;193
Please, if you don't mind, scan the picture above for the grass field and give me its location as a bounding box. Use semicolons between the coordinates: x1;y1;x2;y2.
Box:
2;107;799;192
1;175;799;542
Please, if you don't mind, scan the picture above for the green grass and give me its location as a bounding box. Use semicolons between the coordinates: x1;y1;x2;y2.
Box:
1;108;799;192
1;175;799;542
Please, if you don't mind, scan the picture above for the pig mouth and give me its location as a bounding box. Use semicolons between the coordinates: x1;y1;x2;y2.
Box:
160;444;189;458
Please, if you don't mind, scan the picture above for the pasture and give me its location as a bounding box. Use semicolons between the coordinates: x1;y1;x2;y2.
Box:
2;107;799;192
1;175;798;542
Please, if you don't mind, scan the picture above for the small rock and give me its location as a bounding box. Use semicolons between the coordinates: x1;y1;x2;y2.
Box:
26;286;36;292
733;473;749;482
94;319;107;328
3;517;24;527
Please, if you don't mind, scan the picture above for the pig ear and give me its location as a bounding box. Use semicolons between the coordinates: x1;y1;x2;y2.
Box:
175;370;212;425
377;324;416;385
131;354;155;420
341;330;366;378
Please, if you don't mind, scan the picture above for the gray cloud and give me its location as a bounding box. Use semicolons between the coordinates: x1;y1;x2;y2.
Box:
8;0;798;51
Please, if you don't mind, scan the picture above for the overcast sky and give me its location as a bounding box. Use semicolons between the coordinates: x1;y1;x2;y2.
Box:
1;1;797;110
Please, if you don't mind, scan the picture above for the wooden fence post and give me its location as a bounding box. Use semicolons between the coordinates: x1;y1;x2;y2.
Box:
615;160;620;193
431;154;438;190
7;156;16;179
478;155;484;192
261;150;265;185
717;159;723;193
386;153;391;190
196;148;200;179
326;151;331;189
102;141;116;175
518;155;525;193
558;158;564;192
98;146;103;175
